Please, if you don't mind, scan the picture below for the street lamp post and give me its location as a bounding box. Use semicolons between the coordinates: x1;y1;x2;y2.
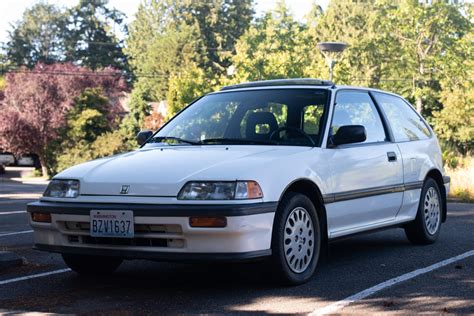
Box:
317;42;348;81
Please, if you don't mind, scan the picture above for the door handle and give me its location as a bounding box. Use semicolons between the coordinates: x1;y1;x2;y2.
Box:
387;152;397;162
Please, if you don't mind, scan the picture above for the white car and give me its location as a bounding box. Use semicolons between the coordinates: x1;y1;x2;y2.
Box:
0;152;16;166
28;79;450;284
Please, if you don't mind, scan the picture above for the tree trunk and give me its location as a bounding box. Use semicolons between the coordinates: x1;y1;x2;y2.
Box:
38;156;49;178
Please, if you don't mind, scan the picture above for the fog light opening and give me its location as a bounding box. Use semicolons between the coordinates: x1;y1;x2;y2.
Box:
189;216;227;228
31;212;52;223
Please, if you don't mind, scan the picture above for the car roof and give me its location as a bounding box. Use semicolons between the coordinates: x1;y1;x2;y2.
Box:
217;79;403;99
220;78;334;91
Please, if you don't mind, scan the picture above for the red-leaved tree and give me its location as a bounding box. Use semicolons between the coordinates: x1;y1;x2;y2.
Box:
0;63;127;176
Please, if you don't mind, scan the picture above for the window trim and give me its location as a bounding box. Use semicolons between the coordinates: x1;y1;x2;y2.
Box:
326;89;390;148
371;91;433;143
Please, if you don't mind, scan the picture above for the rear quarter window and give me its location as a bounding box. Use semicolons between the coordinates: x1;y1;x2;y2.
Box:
373;92;431;142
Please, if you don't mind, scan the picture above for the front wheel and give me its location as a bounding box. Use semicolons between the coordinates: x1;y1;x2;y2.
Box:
62;254;122;275
405;178;442;244
270;192;321;285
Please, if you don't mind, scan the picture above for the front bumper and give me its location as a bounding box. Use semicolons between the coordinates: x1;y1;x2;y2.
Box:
27;201;277;261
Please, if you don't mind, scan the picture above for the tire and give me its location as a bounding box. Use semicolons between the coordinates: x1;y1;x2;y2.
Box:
62;254;122;275
405;178;442;245
270;192;321;285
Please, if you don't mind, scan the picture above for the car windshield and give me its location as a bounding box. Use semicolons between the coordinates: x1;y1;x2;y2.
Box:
146;89;329;147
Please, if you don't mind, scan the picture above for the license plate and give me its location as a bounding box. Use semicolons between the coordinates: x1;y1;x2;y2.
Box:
90;210;134;238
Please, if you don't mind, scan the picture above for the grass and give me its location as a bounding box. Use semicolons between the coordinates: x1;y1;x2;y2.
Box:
445;155;474;203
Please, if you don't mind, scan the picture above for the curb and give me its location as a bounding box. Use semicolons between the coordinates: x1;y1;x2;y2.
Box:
0;251;25;270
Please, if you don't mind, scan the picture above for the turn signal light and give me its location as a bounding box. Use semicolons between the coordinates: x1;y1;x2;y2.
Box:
189;216;227;228
31;212;52;223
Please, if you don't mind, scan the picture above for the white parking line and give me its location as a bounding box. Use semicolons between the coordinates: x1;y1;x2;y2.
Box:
0;211;27;215
312;249;474;315
0;268;71;286
0;230;33;237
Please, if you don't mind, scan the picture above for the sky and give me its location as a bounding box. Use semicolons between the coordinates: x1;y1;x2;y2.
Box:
0;0;330;44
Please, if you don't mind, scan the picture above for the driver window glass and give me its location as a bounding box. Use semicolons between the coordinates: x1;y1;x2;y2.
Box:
332;91;387;144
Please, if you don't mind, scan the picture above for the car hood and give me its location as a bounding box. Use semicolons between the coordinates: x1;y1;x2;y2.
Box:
56;145;311;197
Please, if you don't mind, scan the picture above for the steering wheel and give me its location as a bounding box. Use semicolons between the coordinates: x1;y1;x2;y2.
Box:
269;126;316;146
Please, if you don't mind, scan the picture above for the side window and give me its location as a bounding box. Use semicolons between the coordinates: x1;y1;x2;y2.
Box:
373;92;431;142
302;105;324;135
331;91;387;144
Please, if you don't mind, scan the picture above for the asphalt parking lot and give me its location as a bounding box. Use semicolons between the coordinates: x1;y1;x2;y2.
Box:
1;170;473;314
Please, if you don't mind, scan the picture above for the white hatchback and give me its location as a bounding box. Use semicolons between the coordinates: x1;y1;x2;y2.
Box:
28;79;450;284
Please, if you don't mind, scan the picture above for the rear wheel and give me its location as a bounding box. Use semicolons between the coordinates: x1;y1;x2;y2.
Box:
270;192;321;285
62;254;122;275
405;178;442;244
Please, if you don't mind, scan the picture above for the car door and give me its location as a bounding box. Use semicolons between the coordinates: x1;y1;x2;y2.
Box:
372;92;435;220
324;90;404;237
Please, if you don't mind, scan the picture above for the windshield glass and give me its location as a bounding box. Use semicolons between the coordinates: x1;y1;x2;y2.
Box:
146;89;329;147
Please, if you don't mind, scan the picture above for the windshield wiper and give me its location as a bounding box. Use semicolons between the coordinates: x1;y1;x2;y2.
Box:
200;138;277;145
151;136;200;145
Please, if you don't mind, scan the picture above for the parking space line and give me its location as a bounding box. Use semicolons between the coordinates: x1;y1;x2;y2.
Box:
0;268;71;286
0;211;27;215
312;249;474;315
0;230;33;237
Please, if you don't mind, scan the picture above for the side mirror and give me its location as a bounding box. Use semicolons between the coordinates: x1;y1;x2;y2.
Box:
332;125;367;146
136;130;153;146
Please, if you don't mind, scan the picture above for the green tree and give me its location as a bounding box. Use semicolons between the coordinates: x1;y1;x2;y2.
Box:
54;87;126;172
65;87;111;143
378;0;471;116
125;0;254;119
304;1;388;85
432;25;473;152
119;84;152;146
5;2;67;67
231;1;311;82
65;0;127;70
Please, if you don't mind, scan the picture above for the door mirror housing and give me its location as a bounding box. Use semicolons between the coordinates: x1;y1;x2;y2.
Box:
136;130;153;146
332;125;367;146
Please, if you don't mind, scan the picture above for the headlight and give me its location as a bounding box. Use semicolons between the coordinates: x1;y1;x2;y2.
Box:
43;179;80;198
178;181;263;200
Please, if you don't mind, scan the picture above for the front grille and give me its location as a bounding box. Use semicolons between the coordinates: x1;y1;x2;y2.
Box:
62;221;182;234
60;220;185;249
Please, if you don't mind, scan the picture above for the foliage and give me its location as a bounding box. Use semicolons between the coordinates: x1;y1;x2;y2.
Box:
125;0;254;116
65;0;128;70
5;2;67;68
166;62;214;117
55;130;127;172
231;2;311;82
5;0;127;71
433;81;474;153
119;84;152;146
0;63;126;176
432;25;473;152
64;88;111;144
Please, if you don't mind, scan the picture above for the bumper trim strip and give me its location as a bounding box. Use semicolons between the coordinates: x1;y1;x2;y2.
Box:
34;244;272;262
27;201;277;217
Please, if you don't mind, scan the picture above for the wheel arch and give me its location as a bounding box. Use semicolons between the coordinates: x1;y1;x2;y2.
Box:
425;168;447;222
278;179;328;243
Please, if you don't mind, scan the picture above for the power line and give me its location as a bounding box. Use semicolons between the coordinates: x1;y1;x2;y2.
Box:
1;65;472;82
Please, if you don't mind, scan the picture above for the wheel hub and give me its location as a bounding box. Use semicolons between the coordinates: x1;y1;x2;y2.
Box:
283;207;315;273
424;187;440;235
